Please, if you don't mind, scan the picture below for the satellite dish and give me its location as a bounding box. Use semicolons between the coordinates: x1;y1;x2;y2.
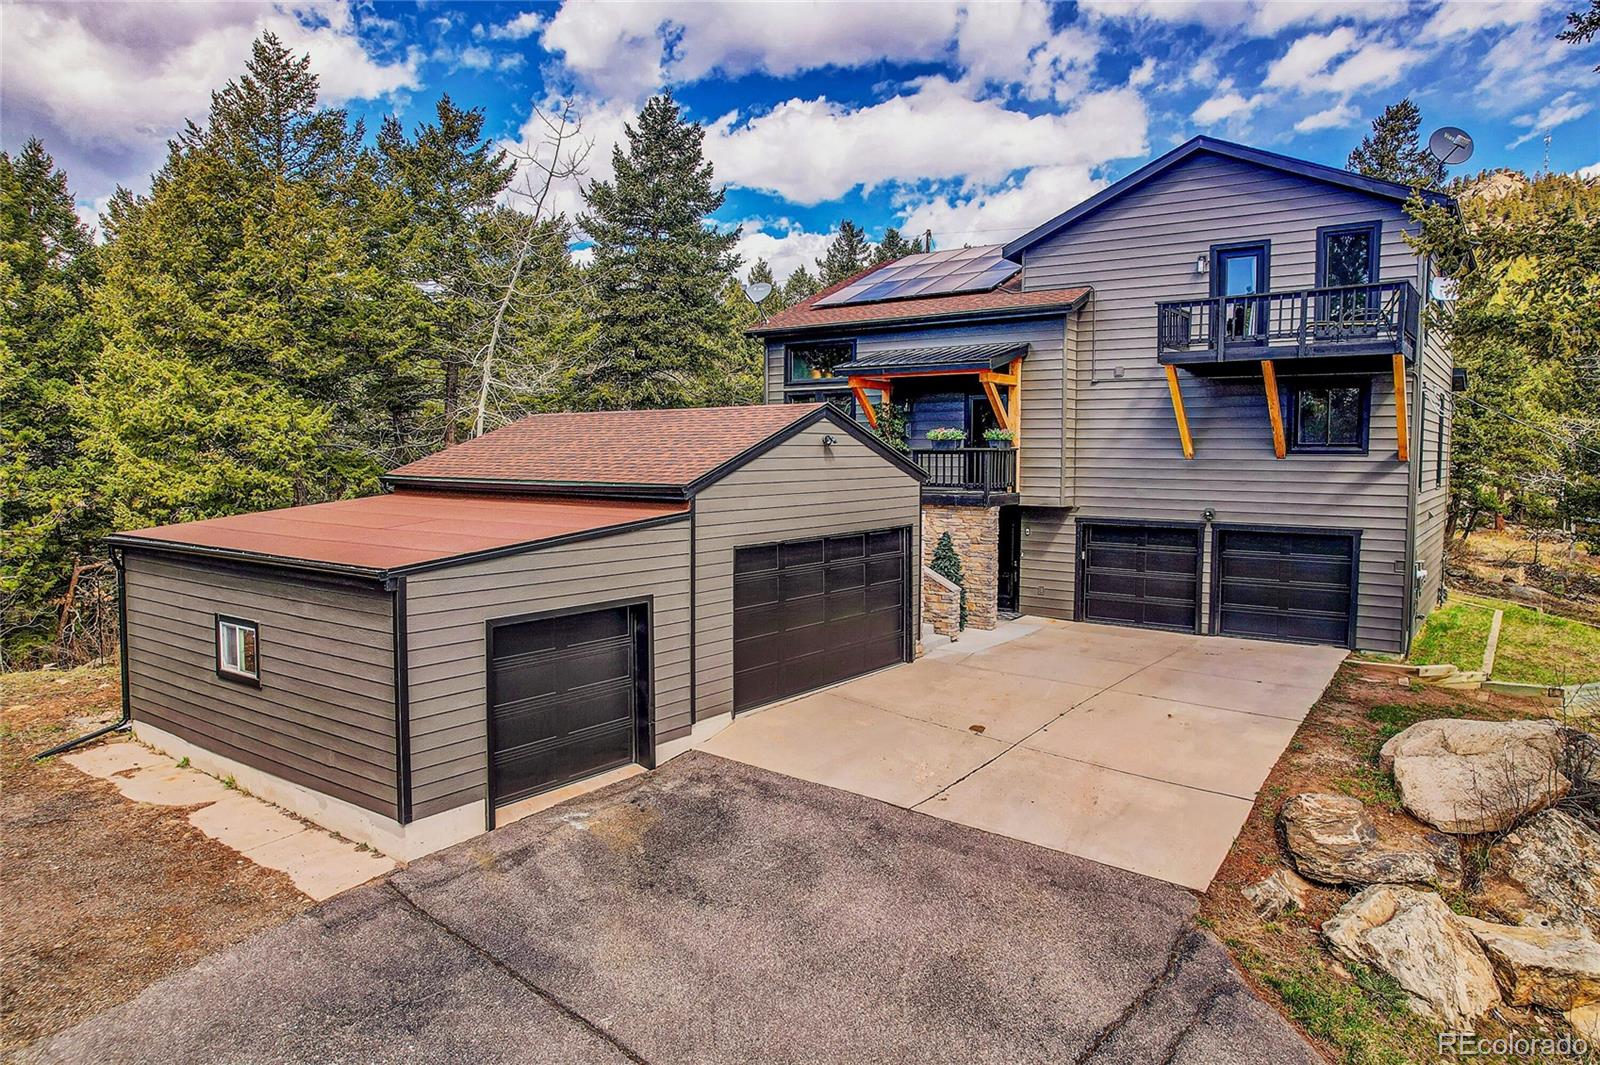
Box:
1427;127;1474;168
742;281;774;304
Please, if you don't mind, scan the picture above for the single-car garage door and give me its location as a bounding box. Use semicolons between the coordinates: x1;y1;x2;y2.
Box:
1078;522;1201;632
486;603;646;808
733;528;910;713
1214;528;1356;647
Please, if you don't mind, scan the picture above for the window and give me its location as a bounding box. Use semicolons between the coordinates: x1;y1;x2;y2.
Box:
1317;222;1381;325
1289;381;1368;453
216;616;260;684
784;390;856;418
787;341;853;383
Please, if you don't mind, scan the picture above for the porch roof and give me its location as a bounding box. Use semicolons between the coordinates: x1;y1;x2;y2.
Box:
839;341;1027;377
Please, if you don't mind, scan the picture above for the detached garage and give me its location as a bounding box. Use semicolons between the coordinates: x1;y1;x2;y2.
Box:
108;405;923;858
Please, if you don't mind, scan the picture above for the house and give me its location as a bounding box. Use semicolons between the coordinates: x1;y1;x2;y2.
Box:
106;405;924;857
751;135;1458;653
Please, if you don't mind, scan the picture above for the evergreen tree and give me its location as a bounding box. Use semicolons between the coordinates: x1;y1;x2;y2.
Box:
930;531;967;629
817;219;871;285
747;258;777;289
579;92;743;409
872;226;920;265
781;264;821;305
1559;0;1600;68
1347;99;1441;189
0;139;102;664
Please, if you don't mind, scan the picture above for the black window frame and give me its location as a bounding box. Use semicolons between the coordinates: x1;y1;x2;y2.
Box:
1210;239;1272;298
783;389;857;419
1285;378;1371;455
785;339;856;384
214;614;262;687
1436;405;1445;487
1316;221;1382;288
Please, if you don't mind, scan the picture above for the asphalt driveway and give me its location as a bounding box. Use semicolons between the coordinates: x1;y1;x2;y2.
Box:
703;618;1346;889
31;753;1316;1065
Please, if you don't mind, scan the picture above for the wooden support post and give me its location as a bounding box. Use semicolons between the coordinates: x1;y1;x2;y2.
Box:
849;377;878;428
1164;365;1194;460
1009;358;1023;445
1392;353;1409;462
981;379;1010;431
1261;359;1285;459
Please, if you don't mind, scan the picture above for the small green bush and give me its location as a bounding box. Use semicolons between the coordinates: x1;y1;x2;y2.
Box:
930;531;967;629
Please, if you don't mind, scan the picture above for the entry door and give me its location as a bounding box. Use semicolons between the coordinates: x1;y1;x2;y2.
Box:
1214;243;1268;342
1079;523;1200;632
1214;529;1355;647
732;528;909;713
487;604;644;807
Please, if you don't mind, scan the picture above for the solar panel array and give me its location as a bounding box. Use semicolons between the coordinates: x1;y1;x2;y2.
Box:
812;244;1020;308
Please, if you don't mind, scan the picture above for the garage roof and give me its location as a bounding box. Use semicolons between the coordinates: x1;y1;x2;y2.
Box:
109;492;689;579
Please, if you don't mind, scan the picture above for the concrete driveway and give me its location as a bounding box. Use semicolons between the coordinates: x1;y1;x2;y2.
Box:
32;753;1318;1065
702;618;1345;890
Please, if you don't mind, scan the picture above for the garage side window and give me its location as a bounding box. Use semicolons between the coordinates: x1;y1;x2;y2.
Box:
1289;381;1369;454
216;616;260;685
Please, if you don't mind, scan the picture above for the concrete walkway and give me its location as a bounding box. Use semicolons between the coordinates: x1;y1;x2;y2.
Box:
702;618;1345;890
65;740;394;899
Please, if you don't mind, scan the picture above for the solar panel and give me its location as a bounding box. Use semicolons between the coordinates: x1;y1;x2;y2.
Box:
812;244;1020;307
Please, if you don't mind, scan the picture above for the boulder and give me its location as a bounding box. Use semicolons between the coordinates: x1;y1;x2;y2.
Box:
1379;719;1572;834
1482;808;1600;938
1243;868;1314;920
1568;1003;1600;1044
1322;885;1500;1027
1458;915;1600;1010
1279;792;1461;887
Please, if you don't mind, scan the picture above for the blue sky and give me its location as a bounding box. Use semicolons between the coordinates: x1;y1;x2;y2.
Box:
4;1;1596;281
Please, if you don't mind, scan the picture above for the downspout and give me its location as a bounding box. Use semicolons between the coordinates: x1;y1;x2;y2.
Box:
391;575;413;824
34;549;132;760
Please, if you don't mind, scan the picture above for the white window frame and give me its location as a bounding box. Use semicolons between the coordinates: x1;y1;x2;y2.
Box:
215;615;260;685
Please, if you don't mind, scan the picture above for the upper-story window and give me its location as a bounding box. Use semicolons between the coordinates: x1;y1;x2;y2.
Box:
1318;222;1382;324
1289;380;1369;453
787;341;854;383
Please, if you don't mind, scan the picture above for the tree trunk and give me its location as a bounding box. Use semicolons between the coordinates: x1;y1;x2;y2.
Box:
442;360;460;447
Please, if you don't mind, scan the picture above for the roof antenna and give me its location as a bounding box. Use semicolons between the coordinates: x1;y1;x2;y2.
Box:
1543;133;1552;175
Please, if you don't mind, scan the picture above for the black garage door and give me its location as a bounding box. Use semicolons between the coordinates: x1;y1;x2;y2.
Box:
733;528;909;713
1079;523;1201;632
487;603;645;808
1214;528;1356;647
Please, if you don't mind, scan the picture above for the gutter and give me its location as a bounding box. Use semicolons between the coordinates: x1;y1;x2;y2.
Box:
34;550;132;760
746;294;1090;340
379;474;691;501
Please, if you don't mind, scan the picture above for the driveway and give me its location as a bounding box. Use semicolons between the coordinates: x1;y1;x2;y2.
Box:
703;618;1345;889
31;753;1317;1065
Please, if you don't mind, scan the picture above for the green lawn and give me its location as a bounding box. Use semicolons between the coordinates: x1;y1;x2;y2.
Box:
1411;592;1600;685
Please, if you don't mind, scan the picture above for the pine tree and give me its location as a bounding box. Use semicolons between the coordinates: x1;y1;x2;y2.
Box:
817;220;872;285
747;258;777;289
579;92;743;409
872;226;920;265
1347;100;1441;189
781;264;821;305
930;531;968;629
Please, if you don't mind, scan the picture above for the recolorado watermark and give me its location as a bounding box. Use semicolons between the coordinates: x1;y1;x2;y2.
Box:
1439;1031;1591;1058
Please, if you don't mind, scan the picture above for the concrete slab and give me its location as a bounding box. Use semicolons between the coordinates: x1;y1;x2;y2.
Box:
922;615;1040;661
246;829;395;899
1023;690;1302;800
961;642;1150;688
832;658;1100;743
61;741;168;777
1005;622;1195;665
1112;665;1329;721
1157;640;1347;684
699;690;1003;807
917;746;1254;890
96;764;236;807
187;793;306;852
495;763;646;826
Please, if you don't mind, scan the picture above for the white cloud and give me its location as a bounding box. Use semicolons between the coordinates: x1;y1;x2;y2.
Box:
1322;41;1424;94
459;45;493;70
704;79;1148;205
1263;27;1358;89
1479;24;1588;109
952;0;1101;102
1127;56;1158;87
1509;91;1595;147
1263;29;1421;96
735;223;835;283
1080;0;1390;36
1294;102;1360;132
482;10;545;41
1192;80;1265;125
897;162;1104;250
1419;0;1548;42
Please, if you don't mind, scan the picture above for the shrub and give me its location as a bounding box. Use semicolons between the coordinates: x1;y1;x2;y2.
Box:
931;531;967;629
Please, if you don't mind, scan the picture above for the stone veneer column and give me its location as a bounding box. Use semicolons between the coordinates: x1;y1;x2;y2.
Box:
920;504;1000;630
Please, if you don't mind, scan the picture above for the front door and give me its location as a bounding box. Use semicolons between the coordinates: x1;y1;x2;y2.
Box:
1214;243;1268;343
998;506;1021;614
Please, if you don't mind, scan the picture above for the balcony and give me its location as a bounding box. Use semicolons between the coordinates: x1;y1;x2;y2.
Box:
912;446;1017;503
1157;280;1419;371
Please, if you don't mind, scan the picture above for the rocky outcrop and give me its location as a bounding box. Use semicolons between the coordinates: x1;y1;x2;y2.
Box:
1568;1003;1600;1044
1243;868;1314;920
1458;916;1600;1010
1480;808;1600;939
1379;719;1573;834
1279;792;1460;887
1322;885;1500;1027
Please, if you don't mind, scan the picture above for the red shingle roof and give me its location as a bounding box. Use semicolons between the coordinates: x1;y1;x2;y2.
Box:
385;404;817;489
111;492;688;575
748;263;1089;335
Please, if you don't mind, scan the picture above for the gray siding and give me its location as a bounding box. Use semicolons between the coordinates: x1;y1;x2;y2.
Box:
123;551;398;816
1412;285;1454;634
402;519;692;818
693;420;923;720
1021;151;1424;651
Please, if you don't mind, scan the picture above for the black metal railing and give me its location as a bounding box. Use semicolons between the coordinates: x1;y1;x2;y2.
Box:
1156;280;1419;364
912;446;1017;495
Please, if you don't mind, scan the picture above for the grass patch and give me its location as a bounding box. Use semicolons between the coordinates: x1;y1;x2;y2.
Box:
1411;592;1600;685
1408;598;1495;673
1236;946;1425;1065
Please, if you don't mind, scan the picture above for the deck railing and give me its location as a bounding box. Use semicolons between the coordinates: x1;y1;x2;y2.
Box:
1156;280;1419;364
911;446;1017;495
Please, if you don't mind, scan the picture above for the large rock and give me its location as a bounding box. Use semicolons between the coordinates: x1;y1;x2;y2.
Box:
1279;792;1460;887
1458;915;1600;1010
1568;1003;1600;1044
1379;719;1573;834
1322;885;1500;1027
1481;808;1600;938
1242;868;1314;920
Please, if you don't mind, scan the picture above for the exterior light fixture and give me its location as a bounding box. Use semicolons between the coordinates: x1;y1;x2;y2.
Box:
821;434;838;447
1202;507;1216;523
1195;254;1209;275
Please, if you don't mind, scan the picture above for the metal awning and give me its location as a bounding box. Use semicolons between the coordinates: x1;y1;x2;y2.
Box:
837;342;1027;377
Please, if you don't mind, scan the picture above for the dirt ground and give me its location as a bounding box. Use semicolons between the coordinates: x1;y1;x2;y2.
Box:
1201;662;1593;1065
0;665;311;1055
1450;526;1600;627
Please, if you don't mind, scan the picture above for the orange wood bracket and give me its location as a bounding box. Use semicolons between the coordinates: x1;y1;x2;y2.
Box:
1261;359;1286;459
976;359;1024;439
1164;365;1195;460
1392;354;1408;462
